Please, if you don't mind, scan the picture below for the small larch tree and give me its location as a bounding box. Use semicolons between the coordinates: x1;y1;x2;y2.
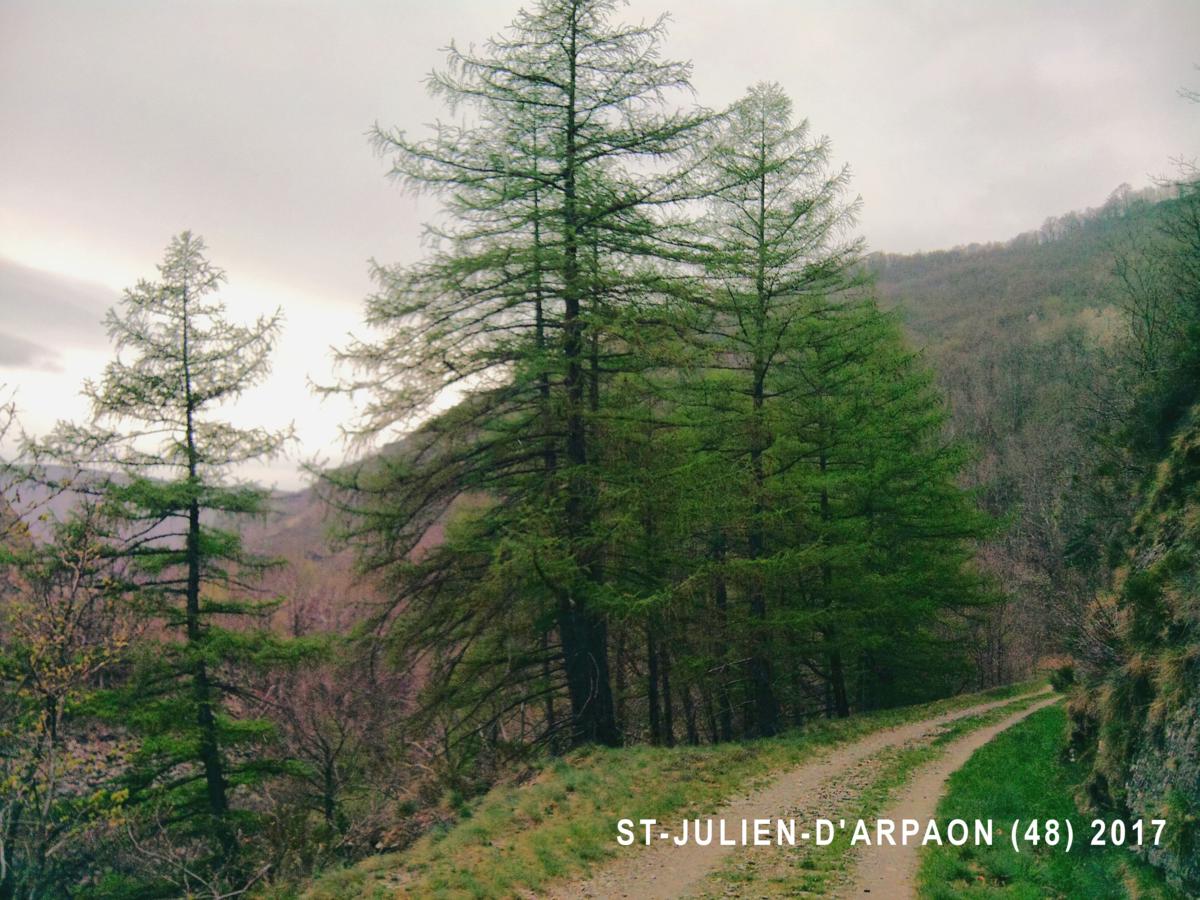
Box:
31;231;295;869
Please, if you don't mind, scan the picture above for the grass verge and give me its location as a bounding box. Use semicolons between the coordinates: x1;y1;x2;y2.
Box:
700;691;1051;897
303;680;1041;899
917;704;1181;899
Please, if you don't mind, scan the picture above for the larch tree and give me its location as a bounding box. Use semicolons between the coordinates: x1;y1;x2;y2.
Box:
678;82;993;731
29;232;296;870
782;303;995;713
325;0;715;748
694;82;863;734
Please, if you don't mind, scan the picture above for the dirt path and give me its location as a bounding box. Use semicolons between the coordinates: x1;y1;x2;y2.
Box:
837;694;1060;898
550;689;1051;899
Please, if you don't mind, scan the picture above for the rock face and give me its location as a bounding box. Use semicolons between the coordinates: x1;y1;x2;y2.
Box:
1070;410;1200;890
1126;699;1200;884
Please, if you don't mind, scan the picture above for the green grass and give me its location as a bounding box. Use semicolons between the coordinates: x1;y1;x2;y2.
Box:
702;692;1051;897
917;704;1182;899
302;680;1041;899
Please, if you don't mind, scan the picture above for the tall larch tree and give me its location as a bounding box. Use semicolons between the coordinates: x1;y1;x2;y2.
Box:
696;82;863;734
325;0;715;747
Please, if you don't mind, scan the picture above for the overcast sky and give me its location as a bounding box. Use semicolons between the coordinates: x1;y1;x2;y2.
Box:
2;0;1198;488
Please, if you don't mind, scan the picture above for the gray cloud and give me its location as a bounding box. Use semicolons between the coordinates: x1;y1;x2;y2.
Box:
0;332;61;371
0;0;1197;484
0;257;113;348
2;1;1197;287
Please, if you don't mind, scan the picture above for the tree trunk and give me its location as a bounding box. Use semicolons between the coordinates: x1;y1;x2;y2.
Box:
710;531;736;741
681;683;700;746
661;643;675;747
747;149;780;736
647;621;662;745
747;367;780;736
540;629;556;742
182;286;233;855
323;757;337;825
701;688;720;744
557;4;618;747
556;604;618;746
819;449;850;718
614;626;627;736
828;647;850;719
189;499;233;849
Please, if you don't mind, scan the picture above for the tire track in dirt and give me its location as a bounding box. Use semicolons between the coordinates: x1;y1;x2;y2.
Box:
549;689;1051;899
836;694;1060;898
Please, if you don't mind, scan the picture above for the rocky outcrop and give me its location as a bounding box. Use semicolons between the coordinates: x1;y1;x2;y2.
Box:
1070;409;1200;890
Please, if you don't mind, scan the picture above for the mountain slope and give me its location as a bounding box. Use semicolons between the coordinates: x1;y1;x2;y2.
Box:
865;188;1175;682
870;185;1169;344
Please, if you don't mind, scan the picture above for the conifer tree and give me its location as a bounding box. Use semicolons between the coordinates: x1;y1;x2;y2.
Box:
783;303;994;712
684;83;992;729
30;232;295;868
694;82;862;734
326;0;714;747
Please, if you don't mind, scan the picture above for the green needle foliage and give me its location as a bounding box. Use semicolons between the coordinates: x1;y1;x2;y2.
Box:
322;0;716;749
325;2;995;763
693;81;867;734
27;232;301;886
656;83;994;739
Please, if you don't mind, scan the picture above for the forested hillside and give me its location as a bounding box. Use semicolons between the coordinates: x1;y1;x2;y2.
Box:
872;169;1200;893
868;187;1180;686
872;184;1172;341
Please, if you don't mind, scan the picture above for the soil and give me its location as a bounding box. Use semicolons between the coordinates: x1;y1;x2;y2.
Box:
837;694;1059;899
550;689;1053;899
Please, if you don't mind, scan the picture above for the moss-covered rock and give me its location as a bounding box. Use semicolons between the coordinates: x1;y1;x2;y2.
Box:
1071;408;1200;891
